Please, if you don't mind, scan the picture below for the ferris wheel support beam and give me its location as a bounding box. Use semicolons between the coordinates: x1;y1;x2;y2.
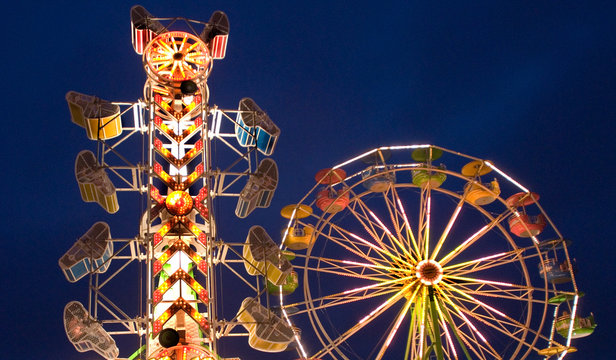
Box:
435;298;473;360
428;287;445;360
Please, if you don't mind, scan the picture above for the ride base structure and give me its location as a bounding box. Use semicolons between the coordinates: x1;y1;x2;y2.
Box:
59;5;594;360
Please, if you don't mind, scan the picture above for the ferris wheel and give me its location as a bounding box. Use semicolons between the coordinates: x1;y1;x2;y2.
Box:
275;145;594;360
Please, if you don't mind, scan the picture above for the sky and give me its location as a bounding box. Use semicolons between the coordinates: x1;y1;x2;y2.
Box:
2;1;615;359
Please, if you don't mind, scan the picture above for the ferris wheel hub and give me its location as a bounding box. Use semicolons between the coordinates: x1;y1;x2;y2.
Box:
415;259;443;286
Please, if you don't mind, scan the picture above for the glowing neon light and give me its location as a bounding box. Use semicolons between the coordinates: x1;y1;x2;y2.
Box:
434;301;458;359
359;281;415;324
444;251;508;271
443;282;508;318
376;299;414;359
485;161;529;193
440;225;489;265
342;276;413;295
341;260;414;273
431;202;463;261
424;193;431;256
396;197;421;258
445;275;514;287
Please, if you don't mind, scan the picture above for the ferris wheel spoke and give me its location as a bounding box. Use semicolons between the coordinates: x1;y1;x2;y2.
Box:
323;222;400;266
348;196;406;260
438;210;511;266
439;284;542;355
156;38;175;54
185;41;200;54
433;299;462;360
177;35;188;52
445;294;538;343
185;53;208;63
446;291;525;336
443;278;555;305
170;61;179;77
302;254;404;277
441;282;518;324
430;194;466;261
451;321;499;360
312;281;415;359
289;284;402;316
185;57;207;66
301;263;391;282
453;286;541;305
416;184;433;257
302;261;402;283
318;219;391;265
437;292;501;359
447;253;542;277
445;293;544;355
326;217;408;266
390;185;422;260
152;60;173;71
340;201;394;255
438;288;493;342
151;56;172;64
375;299;414;360
381;185;403;237
443;242;540;275
380;186;418;261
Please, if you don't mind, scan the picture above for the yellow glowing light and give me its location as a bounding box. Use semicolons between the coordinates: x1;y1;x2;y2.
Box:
396;197;421;258
342;275;413;295
445;275;514;287
431;199;463;261
359;281;415;324
440;224;489;265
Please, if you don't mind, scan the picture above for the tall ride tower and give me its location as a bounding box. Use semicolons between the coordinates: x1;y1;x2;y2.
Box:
60;6;285;360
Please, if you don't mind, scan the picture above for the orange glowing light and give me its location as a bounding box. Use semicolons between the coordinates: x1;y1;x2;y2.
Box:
145;31;211;83
153;162;177;188
183;164;204;188
150;186;165;204
166;191;193;215
154;138;173;159
153;239;207;276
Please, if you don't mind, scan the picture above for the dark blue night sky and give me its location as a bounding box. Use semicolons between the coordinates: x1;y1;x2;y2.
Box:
2;1;614;359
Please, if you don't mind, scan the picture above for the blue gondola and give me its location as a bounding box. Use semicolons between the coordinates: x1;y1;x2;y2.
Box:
361;166;396;192
539;258;576;284
235;98;280;155
59;222;113;282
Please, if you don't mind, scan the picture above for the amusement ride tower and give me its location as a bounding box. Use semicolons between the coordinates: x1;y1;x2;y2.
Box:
60;6;287;360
